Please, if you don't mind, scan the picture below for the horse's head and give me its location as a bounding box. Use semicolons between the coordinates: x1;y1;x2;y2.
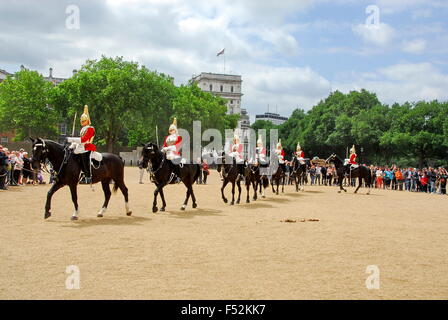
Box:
325;153;337;164
141;142;161;167
30;137;48;170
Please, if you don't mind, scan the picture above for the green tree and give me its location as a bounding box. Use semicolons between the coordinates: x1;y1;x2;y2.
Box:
51;56;176;152
0;69;59;140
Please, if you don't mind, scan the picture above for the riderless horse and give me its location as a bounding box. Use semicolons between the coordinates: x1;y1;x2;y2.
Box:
141;142;200;212
30;138;131;220
217;151;243;205
325;153;372;194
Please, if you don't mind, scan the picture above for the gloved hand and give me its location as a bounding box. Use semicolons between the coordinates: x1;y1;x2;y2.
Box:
67;137;81;143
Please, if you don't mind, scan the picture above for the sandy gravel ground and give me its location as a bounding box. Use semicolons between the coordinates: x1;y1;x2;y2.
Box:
1;168;447;299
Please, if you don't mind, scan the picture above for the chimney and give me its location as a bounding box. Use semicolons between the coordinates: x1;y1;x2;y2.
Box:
49;67;53;78
20;65;25;71
72;69;77;75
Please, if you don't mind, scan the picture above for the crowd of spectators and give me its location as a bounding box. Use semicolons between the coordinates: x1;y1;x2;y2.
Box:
0;145;46;190
281;161;447;195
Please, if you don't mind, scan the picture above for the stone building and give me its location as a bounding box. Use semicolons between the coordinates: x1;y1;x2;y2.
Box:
191;72;251;156
255;112;288;125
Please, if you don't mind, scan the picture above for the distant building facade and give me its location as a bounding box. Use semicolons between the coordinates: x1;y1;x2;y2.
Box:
0;69;12;82
255;112;288;125
191;72;243;115
191;72;252;156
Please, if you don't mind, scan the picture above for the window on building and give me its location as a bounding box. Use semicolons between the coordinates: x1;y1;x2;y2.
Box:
231;86;234;93
230;100;233;104
209;84;212;91
220;85;223;92
1;136;8;143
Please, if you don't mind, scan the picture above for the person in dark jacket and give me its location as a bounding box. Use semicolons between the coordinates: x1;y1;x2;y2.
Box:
0;145;8;190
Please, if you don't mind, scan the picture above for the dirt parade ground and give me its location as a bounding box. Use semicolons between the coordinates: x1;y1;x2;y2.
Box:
1;167;447;300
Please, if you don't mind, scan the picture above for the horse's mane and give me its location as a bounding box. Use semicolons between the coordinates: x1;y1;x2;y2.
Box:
42;139;64;149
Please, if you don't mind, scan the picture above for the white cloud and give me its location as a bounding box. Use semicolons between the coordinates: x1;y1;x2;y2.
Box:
334;62;448;104
352;22;396;46
402;38;426;54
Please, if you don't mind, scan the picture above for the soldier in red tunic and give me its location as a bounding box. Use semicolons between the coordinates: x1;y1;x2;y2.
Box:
348;145;358;168
161;118;182;178
274;139;286;173
67;105;96;182
229;133;245;181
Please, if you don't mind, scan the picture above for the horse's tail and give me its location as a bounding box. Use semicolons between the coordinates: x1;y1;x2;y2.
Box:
112;180;119;193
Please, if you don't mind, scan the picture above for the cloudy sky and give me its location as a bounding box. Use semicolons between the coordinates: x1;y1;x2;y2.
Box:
1;0;447;121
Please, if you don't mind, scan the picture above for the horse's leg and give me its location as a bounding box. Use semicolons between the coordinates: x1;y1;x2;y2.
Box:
282;176;285;193
117;180;132;216
98;179;111;217
181;187;191;210
246;180;250;203
189;186;198;208
271;178;275;193
152;183;162;213
221;179;229;203
68;183;79;221
253;180;257;201
159;188;167;211
44;182;64;219
354;175;362;193
339;175;347;193
237;180;241;204
230;181;235;205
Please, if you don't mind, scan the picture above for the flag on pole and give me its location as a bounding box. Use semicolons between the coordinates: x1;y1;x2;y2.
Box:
217;48;225;56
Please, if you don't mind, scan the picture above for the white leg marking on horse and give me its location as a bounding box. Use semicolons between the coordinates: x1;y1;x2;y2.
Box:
98;207;106;216
125;201;131;213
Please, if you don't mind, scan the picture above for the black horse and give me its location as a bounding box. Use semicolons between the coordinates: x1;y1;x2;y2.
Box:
269;154;286;195
217;152;242;205
290;157;310;192
30;138;131;220
141;142;200;212
244;164;260;203
325;153;372;194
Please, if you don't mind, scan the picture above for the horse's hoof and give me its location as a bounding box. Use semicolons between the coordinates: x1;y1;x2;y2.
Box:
160;208;165;212
126;211;132;216
223;199;228;203
180;205;186;211
262;195;266;198
44;212;51;219
338;191;341;193
152;207;158;213
344;190;347;193
71;216;78;221
246;200;250;203
192;203;197;208
230;202;234;206
236;200;240;204
97;214;103;218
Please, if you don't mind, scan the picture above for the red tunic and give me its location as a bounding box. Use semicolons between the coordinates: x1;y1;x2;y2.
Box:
81;126;96;152
349;153;357;165
295;150;304;158
163;135;182;157
230;143;243;154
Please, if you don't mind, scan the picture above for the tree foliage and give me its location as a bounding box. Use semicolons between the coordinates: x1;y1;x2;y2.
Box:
0;69;59;140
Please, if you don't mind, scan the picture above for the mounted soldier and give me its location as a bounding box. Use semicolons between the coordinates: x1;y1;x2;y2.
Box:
229;133;245;181
294;141;305;165
274;139;286;173
161;117;183;179
347;145;359;170
67;105;101;183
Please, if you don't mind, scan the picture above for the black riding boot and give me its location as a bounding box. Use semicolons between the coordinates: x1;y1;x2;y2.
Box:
82;152;91;183
171;160;181;182
238;163;245;182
